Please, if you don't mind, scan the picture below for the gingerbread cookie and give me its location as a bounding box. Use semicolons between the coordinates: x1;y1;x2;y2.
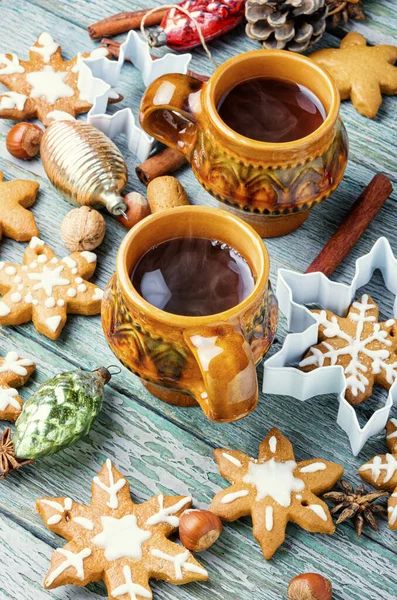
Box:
37;459;208;597
310;32;397;118
0;351;35;421
0;33;121;126
210;428;343;560
359;419;397;531
0;171;39;242
0;237;103;340
299;294;397;406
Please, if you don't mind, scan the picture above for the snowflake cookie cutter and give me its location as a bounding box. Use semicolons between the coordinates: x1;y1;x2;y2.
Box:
263;237;397;456
79;30;192;162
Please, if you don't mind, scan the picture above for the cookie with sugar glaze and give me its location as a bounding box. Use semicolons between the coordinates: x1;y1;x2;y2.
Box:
0;350;35;421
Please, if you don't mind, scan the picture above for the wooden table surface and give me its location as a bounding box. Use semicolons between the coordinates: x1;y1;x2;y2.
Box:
0;1;396;599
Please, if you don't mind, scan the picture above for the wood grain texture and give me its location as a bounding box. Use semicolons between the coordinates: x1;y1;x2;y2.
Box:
0;0;396;598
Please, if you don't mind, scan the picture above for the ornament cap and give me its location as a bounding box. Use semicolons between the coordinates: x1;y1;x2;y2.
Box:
95;367;112;385
101;190;127;216
147;28;168;48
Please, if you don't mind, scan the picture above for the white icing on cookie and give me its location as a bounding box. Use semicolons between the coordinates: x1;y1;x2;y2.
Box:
151;549;207;580
111;565;152;600
26;66;74;104
46;315;62;333
308;504;327;521
46;110;75;122
37;255;47;264
269;436;277;453
72;47;109;74
29;262;37;269
360;454;397;484
265;506;273;531
30;237;44;249
17;284;24;291
57;299;65;307
67;288;77;298
50;257;58;264
0;351;33;376
92;515;151;560
72;517;94;531
45;548;92;586
0;263;4;271
47;514;62;525
81;251;97;264
14;276;22;284
243;459;304;507
0;387;20;411
0;92;28;111
10;293;22;303
221;489;249;504
146;494;191;527
28;265;70;296
74;277;83;284
222;453;242;467
300;462;326;474
93;459;126;509
63;257;77;268
0;53;24;75
77;284;86;293
45;297;56;308
0;302;10;316
24;292;38;306
31;33;59;63
387;419;397;440
389;504;397;526
5;266;16;276
93;288;103;301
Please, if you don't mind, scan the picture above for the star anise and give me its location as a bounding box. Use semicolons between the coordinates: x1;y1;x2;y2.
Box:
323;480;389;538
0;428;32;478
326;0;365;28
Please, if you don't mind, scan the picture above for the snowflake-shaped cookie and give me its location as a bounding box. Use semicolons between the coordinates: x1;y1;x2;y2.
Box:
0;172;39;242
210;428;343;560
300;295;397;406
0;32;120;126
37;459;208;598
0;351;35;421
0;237;103;340
359;419;397;531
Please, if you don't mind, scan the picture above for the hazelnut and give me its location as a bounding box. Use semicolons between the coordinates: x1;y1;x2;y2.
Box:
116;192;151;229
288;573;332;600
179;509;222;552
61;206;106;252
6;122;43;160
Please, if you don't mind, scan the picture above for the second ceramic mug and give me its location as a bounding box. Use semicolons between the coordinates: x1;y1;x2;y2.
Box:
101;206;278;422
140;50;349;237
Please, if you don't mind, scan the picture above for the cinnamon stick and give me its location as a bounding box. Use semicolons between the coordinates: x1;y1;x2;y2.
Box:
100;39;210;83
305;173;392;277
88;8;167;40
136;148;187;185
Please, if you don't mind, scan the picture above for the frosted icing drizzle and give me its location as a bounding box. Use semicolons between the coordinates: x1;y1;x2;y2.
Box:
151;549;208;580
0;53;24;75
26;66;74;103
45;548;92;587
92;515;151;560
300;462;326;474
0;387;20;411
300;295;397;398
112;565;152;599
221;489;249;504
222;453;242;467
360;454;397;483
93;458;126;509
243;459;304;507
0;92;27;111
146;494;191;527
31;33;59;63
0;351;33;376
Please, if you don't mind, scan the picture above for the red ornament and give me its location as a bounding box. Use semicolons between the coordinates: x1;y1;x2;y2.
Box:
149;1;246;51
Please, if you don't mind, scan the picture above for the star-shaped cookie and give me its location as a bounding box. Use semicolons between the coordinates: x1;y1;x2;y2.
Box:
310;32;397;118
0;171;39;242
37;459;208;598
210;428;343;560
0;236;103;340
0;351;35;421
299;294;397;406
359;419;397;531
0;32;121;126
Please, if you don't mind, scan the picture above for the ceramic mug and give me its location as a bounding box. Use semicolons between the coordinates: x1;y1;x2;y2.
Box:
101;206;278;422
139;50;348;237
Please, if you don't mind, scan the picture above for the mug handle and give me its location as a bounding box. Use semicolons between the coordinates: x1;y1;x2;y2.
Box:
183;322;258;422
139;73;204;157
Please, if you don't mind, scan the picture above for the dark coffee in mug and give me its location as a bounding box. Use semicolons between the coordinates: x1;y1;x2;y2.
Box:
217;77;326;143
131;237;255;316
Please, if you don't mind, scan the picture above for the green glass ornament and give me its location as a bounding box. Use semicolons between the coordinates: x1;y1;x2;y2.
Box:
13;367;111;461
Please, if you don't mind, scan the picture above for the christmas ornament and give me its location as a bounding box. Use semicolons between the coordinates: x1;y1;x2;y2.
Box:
245;0;328;52
37;459;208;597
148;1;246;52
40;120;128;216
326;0;365;29
0;367;111;477
323;480;389;537
359;419;397;531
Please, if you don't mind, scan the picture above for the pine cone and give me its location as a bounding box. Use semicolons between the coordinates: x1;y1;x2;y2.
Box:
246;0;328;53
326;0;365;29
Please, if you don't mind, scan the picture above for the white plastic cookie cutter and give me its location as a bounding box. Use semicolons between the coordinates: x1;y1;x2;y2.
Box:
78;30;192;162
263;237;397;456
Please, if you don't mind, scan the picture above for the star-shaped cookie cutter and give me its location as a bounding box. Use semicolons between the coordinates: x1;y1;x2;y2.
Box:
79;30;192;162
263;237;397;456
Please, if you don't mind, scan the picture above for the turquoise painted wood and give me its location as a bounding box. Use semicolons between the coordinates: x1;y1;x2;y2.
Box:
0;1;396;598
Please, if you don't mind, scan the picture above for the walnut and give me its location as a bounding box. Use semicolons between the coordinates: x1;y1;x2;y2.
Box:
61;206;106;252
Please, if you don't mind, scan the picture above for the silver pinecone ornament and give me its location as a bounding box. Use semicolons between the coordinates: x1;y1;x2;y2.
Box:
246;0;328;52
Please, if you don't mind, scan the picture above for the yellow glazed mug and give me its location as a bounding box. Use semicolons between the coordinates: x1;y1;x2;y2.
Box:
101;206;278;422
139;50;348;237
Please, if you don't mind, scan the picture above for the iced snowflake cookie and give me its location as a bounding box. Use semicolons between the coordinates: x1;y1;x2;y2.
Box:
359;419;397;531
0;237;103;340
0;32;121;126
0;171;39;242
0;351;35;421
299;294;397;406
37;459;208;597
210;428;343;560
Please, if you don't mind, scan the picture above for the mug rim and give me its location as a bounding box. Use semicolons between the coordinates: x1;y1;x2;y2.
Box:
204;49;340;153
117;206;270;326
